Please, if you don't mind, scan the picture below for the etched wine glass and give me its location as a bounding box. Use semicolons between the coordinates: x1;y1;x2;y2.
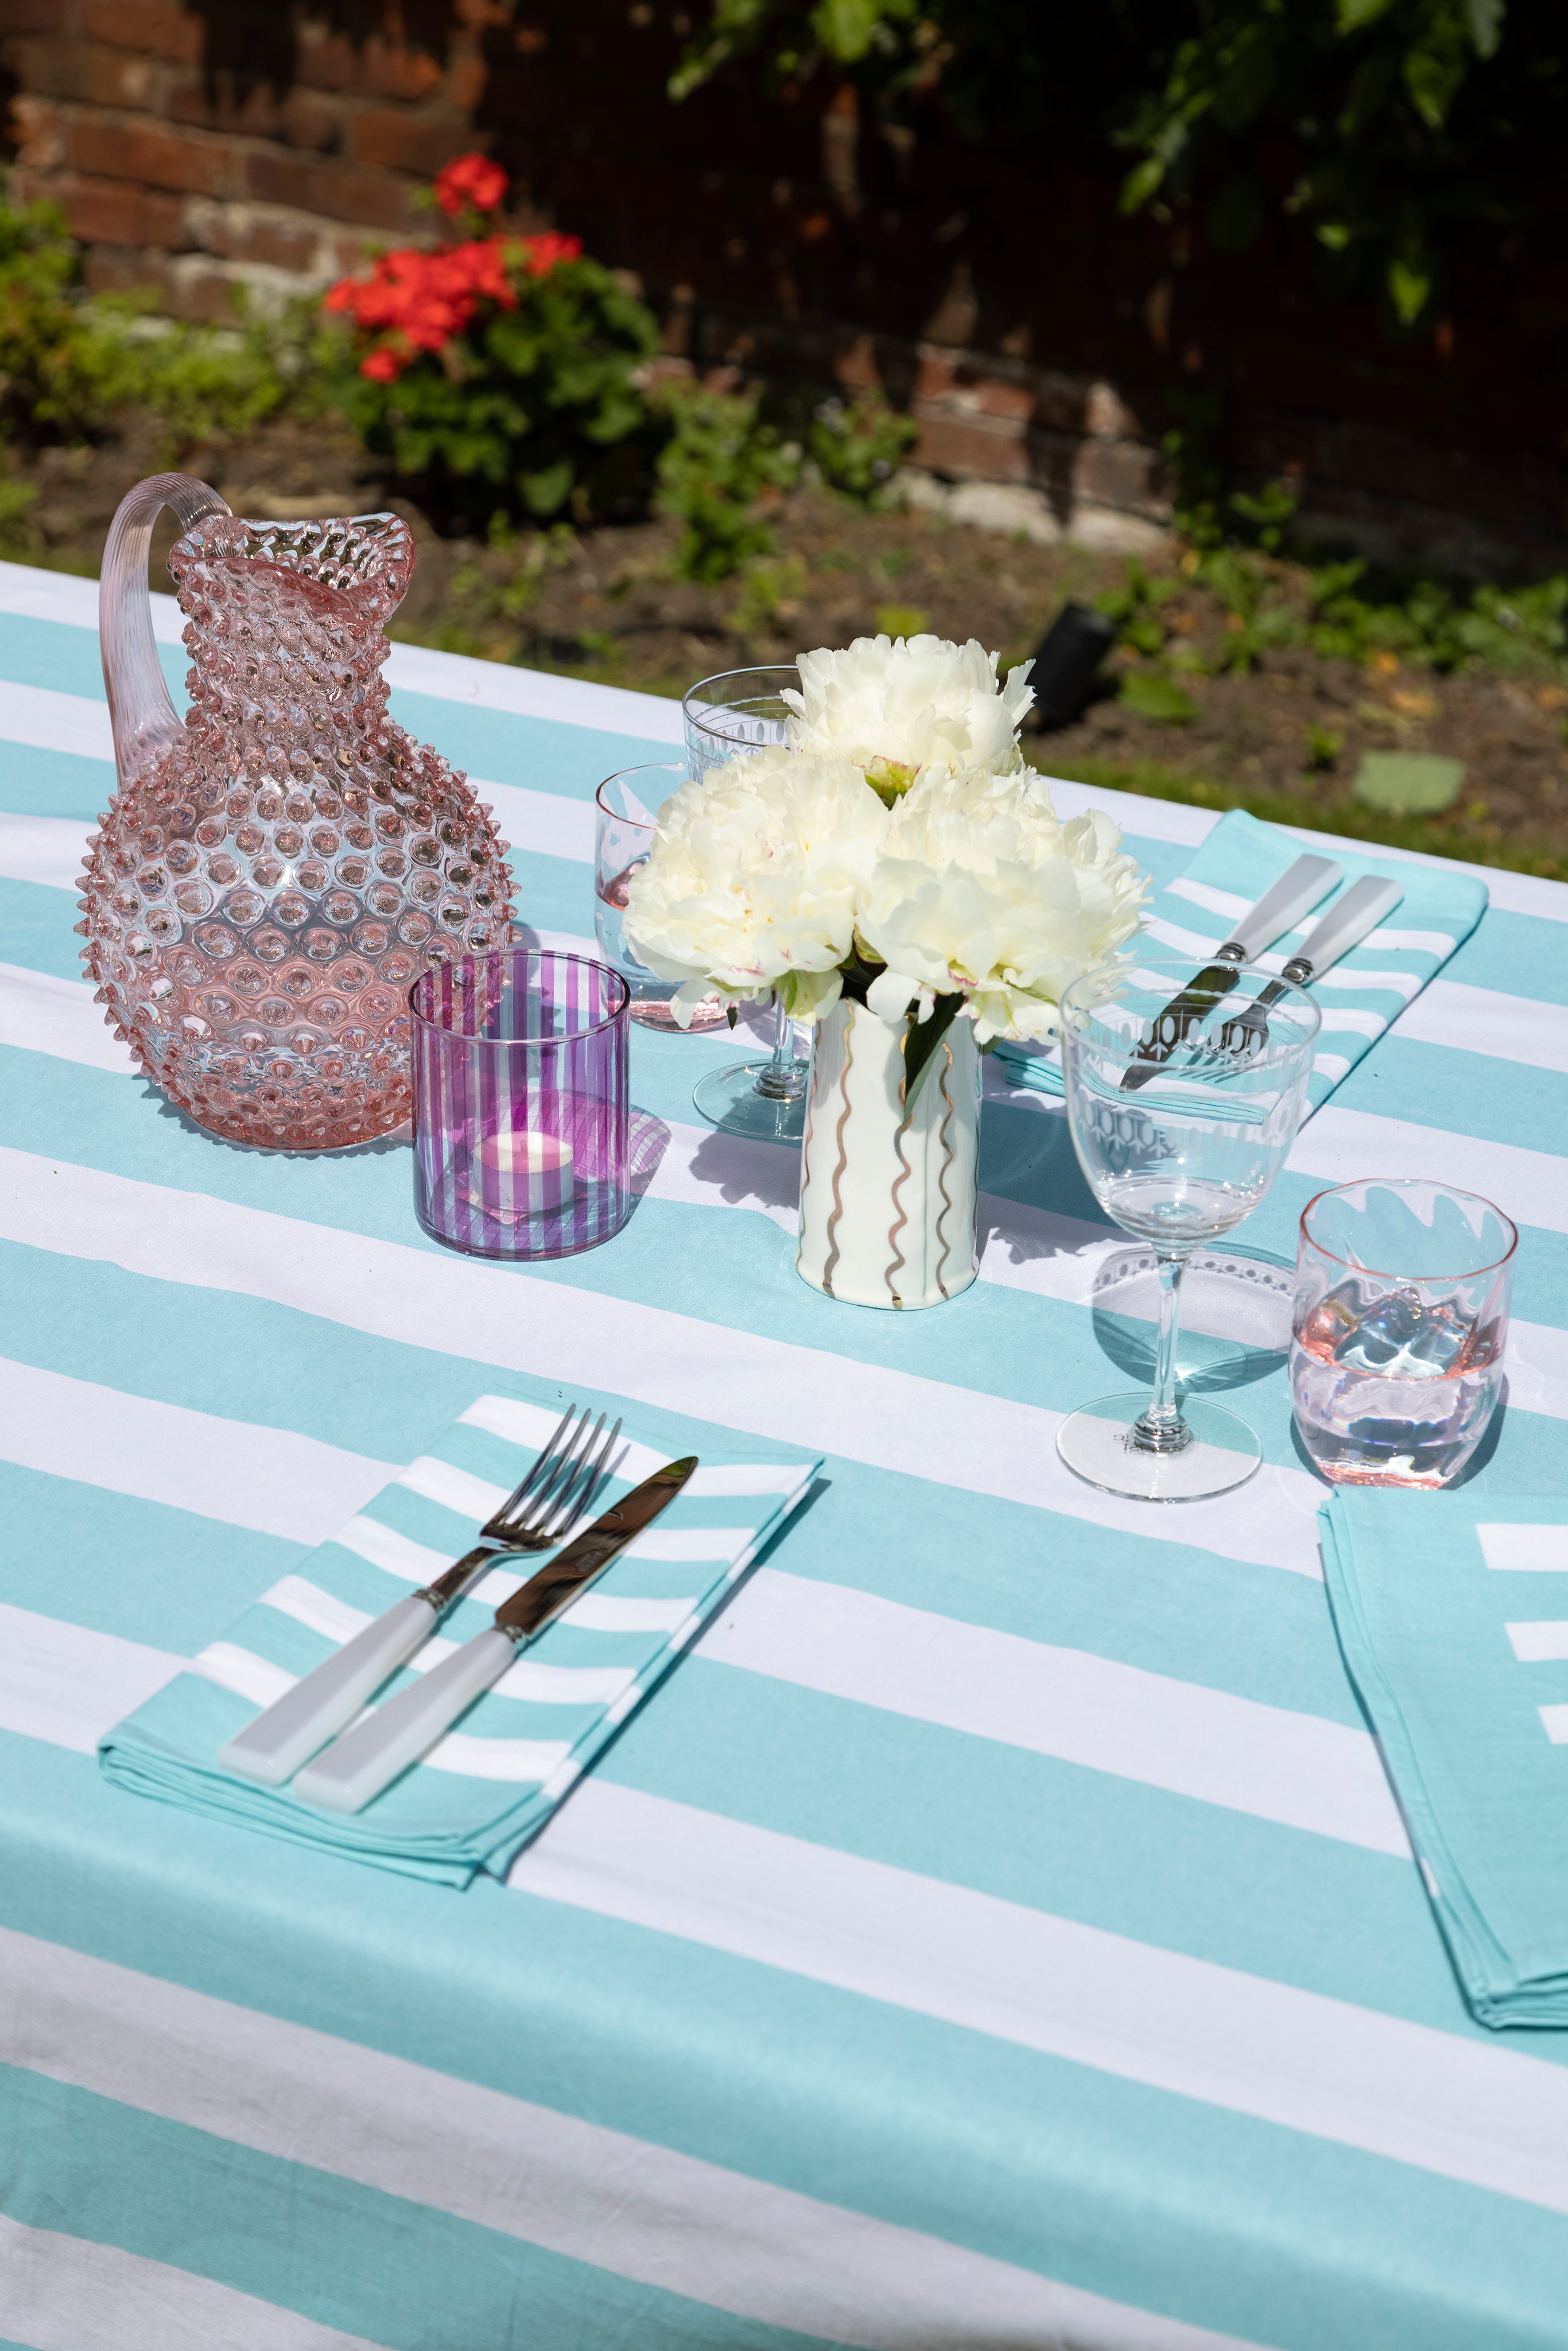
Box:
682;664;810;1142
1057;957;1321;1500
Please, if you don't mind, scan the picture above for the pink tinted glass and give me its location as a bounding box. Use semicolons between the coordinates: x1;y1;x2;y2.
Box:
411;949;630;1260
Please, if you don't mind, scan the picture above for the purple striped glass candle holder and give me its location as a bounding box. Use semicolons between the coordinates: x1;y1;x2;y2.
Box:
410;949;630;1260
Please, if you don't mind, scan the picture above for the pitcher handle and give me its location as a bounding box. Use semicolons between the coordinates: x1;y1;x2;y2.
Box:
99;471;231;788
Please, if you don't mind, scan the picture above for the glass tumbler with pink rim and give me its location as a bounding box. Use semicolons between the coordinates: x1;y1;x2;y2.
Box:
411;949;630;1261
1291;1178;1517;1487
594;764;726;1031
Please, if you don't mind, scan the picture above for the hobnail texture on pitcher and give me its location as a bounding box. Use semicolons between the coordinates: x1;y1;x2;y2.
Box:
80;472;517;1151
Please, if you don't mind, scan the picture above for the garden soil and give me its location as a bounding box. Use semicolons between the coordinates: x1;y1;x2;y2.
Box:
16;413;1568;865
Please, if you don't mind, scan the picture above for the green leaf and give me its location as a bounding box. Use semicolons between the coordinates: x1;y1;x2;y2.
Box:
1336;0;1398;30
1353;752;1466;813
1388;254;1433;324
901;992;967;1113
1403;33;1466;128
1120;669;1200;724
520;459;575;516
1462;0;1504;56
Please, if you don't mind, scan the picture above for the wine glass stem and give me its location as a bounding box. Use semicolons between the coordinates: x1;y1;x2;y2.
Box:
755;994;795;1099
1132;1250;1193;1454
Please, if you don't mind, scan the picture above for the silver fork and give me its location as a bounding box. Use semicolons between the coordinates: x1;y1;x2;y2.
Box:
219;1403;623;1789
1173;875;1406;1081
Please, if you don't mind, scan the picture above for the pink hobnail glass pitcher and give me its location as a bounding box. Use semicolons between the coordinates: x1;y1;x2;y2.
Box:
81;472;516;1150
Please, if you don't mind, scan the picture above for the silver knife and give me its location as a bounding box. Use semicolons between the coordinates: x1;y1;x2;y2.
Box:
1121;852;1343;1091
294;1455;699;1815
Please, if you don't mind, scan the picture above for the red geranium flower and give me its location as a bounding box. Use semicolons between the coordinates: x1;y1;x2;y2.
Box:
434;153;509;218
324;193;582;381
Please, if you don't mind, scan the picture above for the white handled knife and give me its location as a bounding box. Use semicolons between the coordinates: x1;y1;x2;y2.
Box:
293;1454;698;1815
1123;851;1344;1090
1209;872;1405;1062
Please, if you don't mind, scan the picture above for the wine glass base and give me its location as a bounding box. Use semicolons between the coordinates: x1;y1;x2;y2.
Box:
1057;1393;1262;1502
693;1057;810;1143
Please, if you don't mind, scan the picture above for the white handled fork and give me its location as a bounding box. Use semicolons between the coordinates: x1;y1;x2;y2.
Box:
218;1403;622;1788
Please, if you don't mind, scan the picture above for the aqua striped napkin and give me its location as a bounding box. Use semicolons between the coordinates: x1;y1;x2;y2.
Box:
993;808;1488;1114
100;1395;820;1888
1322;1491;1568;2029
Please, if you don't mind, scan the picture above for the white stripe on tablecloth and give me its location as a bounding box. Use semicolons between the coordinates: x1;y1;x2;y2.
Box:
331;1515;451;1583
0;1558;1403;1853
0;1601;179;1751
0;2212;391;2351
709;1568;1408;1855
459;1396;814;1500
0;1924;1260;2351
0;677;114;761
1478;1525;1568;1572
1292;1105;1568;1234
513;1780;1568;2218
0;1145;1326;1574
1399;976;1568;1075
1504;1622;1568;1661
395;1453;511;1524
478;779;595;863
0;1357;397;1540
0;959;136;1072
0;811;99;888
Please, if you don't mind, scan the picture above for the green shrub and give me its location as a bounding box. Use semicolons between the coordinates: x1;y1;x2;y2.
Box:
654;379;802;584
0;186;304;459
329;254;659;529
808;392;917;506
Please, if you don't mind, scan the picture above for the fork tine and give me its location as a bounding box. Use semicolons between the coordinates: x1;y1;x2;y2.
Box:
537;1413;604;1537
482;1401;578;1537
522;1405;596;1519
541;1414;622;1545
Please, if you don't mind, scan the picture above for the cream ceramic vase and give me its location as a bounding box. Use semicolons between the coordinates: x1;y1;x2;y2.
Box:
795;999;981;1309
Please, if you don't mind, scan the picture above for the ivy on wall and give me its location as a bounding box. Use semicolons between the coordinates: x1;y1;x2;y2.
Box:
666;0;1566;329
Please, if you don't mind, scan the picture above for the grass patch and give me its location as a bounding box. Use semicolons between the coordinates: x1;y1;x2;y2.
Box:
1031;749;1568;883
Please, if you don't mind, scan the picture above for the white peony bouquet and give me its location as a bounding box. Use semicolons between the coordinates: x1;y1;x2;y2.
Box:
624;631;1148;1092
782;631;1035;802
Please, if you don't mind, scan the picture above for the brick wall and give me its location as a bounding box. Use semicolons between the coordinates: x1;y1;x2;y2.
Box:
3;0;1565;574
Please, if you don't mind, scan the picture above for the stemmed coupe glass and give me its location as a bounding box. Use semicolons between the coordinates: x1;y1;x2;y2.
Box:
682;664;812;1143
1057;956;1321;1500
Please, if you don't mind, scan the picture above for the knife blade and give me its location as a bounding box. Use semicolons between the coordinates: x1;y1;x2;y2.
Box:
1121;852;1343;1091
293;1455;699;1816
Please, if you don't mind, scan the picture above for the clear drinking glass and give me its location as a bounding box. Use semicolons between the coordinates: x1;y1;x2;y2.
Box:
1291;1178;1517;1487
411;948;630;1261
595;763;727;1032
682;664;810;1142
1058;956;1321;1500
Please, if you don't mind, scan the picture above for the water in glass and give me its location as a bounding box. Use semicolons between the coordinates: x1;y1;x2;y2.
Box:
1290;1178;1516;1486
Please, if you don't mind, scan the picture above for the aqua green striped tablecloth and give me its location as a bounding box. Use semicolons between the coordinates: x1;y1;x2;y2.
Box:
5;557;1568;2351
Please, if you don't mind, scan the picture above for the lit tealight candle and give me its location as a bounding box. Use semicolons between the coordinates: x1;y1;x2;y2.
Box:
472;1127;575;1219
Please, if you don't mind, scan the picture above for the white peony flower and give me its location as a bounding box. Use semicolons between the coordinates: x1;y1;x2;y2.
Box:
622;743;888;1028
782;633;1034;802
856;766;1148;1045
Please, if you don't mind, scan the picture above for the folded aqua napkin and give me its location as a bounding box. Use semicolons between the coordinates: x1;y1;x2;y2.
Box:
1321;1489;1568;2028
100;1395;820;1888
994;807;1488;1114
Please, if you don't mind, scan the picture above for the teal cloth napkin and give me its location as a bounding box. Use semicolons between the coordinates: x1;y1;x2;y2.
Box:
100;1395;821;1888
993;808;1488;1112
1321;1490;1568;2028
